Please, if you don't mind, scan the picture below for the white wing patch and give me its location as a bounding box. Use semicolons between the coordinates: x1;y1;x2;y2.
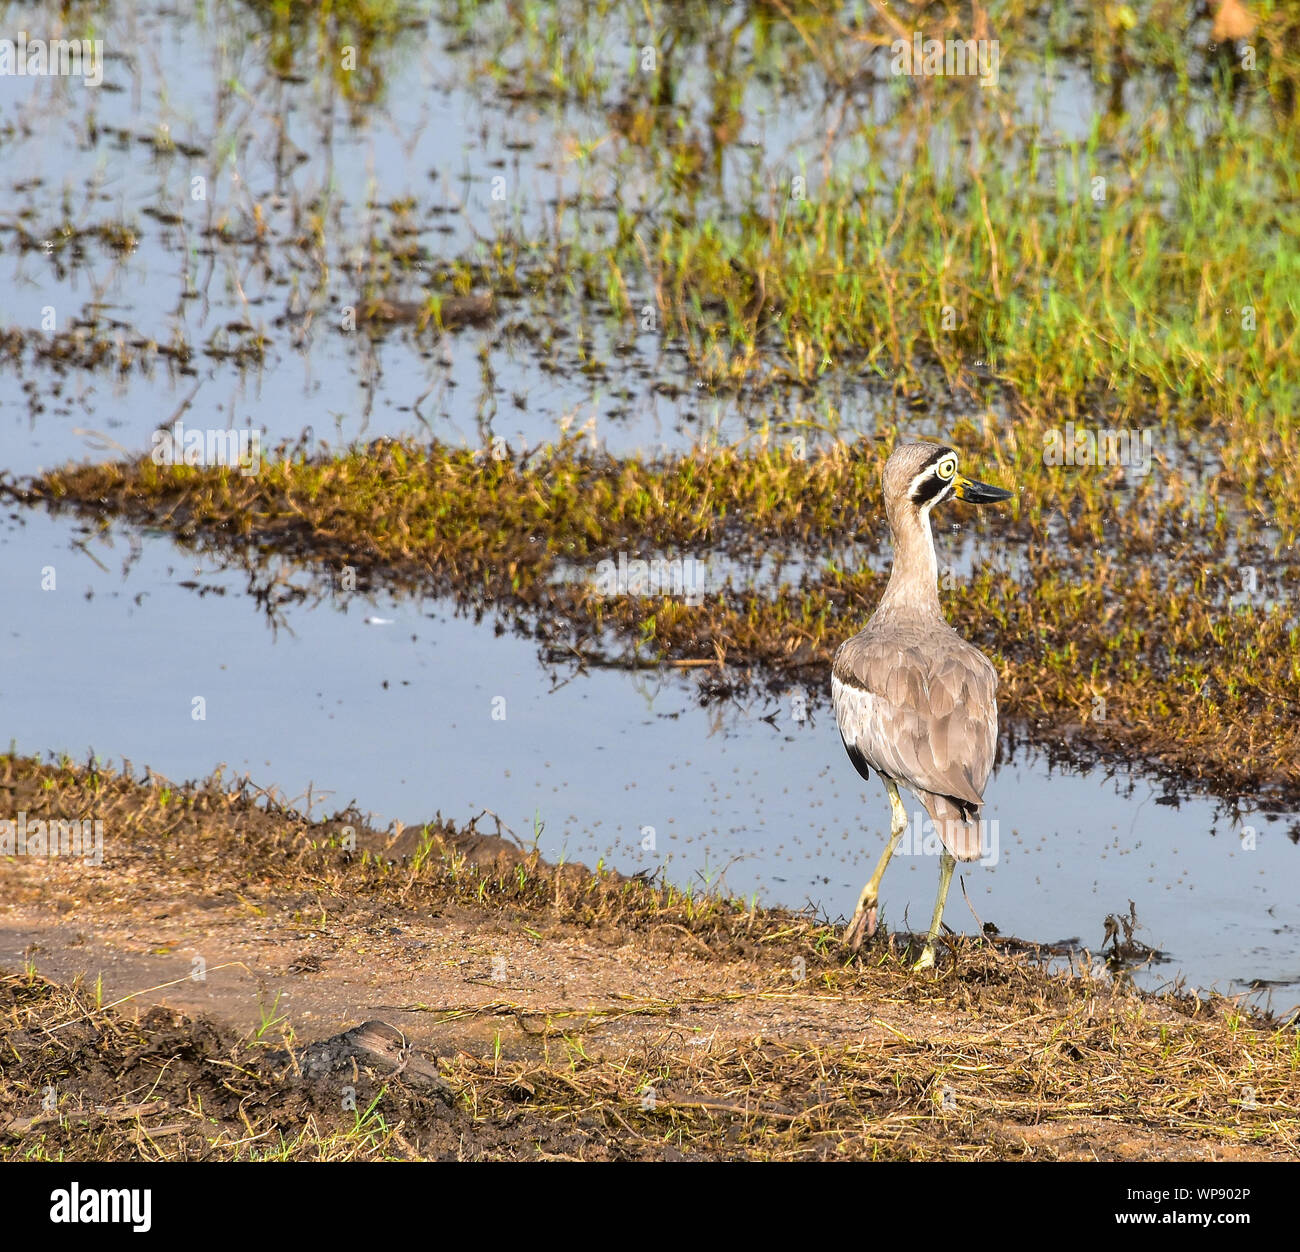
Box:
831;673;879;762
833;672;916;787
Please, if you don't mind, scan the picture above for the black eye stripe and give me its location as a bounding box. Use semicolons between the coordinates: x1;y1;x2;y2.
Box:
906;446;958;503
912;471;949;505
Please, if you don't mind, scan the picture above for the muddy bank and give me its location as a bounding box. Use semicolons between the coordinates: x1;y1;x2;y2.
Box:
1;754;1296;1161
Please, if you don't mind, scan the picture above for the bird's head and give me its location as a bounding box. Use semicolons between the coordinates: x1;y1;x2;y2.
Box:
883;442;1013;528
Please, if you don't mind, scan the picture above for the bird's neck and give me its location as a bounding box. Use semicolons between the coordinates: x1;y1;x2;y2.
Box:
877;504;941;618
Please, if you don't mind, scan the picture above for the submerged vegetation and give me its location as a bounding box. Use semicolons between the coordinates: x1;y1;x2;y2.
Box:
419;0;1300;429
242;0;430;106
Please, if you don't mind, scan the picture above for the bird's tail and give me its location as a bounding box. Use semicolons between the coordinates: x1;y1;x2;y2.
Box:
925;793;984;862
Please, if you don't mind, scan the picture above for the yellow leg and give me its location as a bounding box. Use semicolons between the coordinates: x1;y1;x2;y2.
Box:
913;849;956;971
844;780;908;952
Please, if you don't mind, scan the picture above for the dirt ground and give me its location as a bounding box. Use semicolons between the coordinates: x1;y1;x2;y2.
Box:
2;754;1296;1161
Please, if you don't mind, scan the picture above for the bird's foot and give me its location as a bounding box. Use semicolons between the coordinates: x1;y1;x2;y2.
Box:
843;901;877;953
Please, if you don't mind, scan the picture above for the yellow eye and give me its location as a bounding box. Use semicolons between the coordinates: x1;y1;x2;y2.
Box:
937;457;956;479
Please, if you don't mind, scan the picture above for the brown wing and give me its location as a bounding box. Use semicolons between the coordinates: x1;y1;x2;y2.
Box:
832;625;998;811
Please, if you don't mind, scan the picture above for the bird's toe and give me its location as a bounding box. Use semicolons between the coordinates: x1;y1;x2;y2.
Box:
843;911;871;953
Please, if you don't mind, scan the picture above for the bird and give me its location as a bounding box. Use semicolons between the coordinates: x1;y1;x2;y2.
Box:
831;441;1013;970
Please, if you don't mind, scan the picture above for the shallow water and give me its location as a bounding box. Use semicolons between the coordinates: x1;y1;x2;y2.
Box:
1;0;1191;473
1;0;877;468
2;509;1295;1011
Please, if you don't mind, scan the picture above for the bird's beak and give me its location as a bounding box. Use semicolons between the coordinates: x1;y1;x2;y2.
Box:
953;474;1013;504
